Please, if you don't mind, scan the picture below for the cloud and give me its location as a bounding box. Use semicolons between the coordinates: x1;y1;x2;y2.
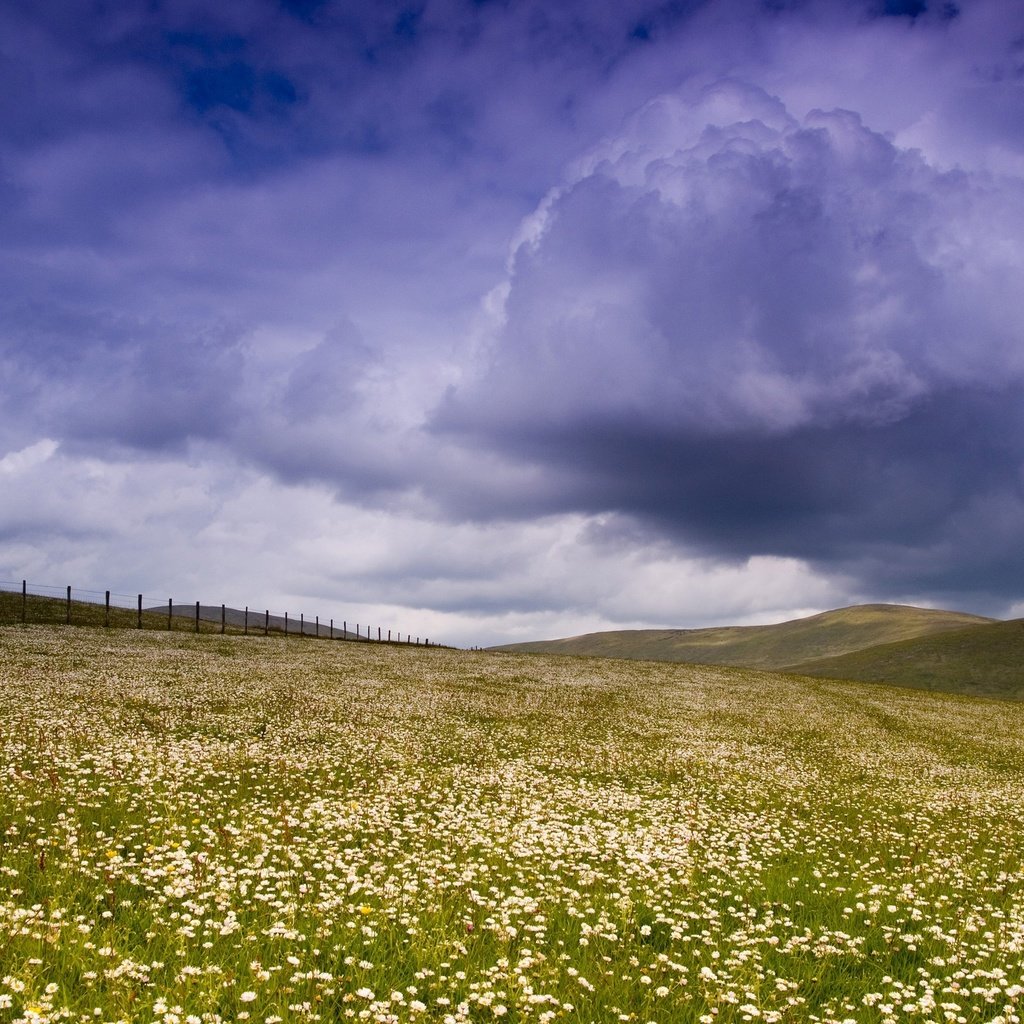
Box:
0;439;59;476
436;78;1024;603
3;0;1024;637
0;439;847;645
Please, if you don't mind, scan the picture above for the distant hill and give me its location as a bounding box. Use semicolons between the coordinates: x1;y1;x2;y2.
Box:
787;618;1024;700
153;602;359;638
491;604;995;670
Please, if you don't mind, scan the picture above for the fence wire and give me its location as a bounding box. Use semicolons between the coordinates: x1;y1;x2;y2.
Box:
0;579;437;647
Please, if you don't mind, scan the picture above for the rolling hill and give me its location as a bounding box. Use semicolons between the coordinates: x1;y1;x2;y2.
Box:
491;603;995;670
155;602;359;638
787;617;1024;700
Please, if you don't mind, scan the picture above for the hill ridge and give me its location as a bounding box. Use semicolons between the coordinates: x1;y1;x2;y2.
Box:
491;603;995;670
785;617;1024;701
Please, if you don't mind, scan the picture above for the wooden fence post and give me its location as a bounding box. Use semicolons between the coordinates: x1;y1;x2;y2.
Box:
168;598;172;631
66;585;71;625
105;591;110;628
330;618;333;639
221;604;226;634
264;610;269;636
195;601;200;633
285;612;289;636
316;615;319;638
138;594;142;629
300;613;304;636
244;606;248;635
388;629;391;642
21;580;26;623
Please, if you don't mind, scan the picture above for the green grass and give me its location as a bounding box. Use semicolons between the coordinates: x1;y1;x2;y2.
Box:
788;617;1024;700
0;589;244;633
0;590;399;643
2;626;1023;1023
492;604;994;671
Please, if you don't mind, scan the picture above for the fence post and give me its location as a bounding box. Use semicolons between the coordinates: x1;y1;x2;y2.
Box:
356;623;360;639
105;591;110;628
285;612;289;636
388;629;391;642
316;615;319;638
21;580;26;623
330;618;333;639
138;594;142;629
343;620;347;638
300;613;304;636
378;626;381;642
195;601;200;633
221;604;226;634
244;606;248;635
265;610;269;636
168;598;172;631
66;585;71;625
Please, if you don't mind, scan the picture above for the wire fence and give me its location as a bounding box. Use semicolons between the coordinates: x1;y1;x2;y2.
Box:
0;578;440;647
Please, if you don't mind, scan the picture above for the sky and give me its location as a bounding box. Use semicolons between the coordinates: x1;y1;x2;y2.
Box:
2;0;1024;648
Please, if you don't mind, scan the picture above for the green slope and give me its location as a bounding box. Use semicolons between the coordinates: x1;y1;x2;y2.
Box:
491;603;995;670
787;617;1024;700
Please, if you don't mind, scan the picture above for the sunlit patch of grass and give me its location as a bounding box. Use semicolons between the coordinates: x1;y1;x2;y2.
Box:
1;626;1024;1023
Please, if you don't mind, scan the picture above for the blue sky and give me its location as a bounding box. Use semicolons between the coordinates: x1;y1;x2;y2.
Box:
2;0;1023;646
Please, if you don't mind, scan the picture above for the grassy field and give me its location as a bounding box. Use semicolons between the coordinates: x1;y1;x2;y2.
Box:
0;591;412;644
789;619;1024;701
2;625;1024;1024
0;590;247;634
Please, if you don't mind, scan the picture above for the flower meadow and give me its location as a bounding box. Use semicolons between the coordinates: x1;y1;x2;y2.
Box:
1;627;1024;1024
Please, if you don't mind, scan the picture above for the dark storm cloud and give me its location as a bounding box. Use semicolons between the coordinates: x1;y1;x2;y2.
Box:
3;0;1024;633
454;388;1024;588
436;79;1024;602
0;0;709;462
0;300;247;452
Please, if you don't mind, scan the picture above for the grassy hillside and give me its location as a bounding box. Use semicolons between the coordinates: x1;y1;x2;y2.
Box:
2;625;1024;1022
788;616;1024;699
493;603;994;669
0;589;392;642
0;587;226;632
